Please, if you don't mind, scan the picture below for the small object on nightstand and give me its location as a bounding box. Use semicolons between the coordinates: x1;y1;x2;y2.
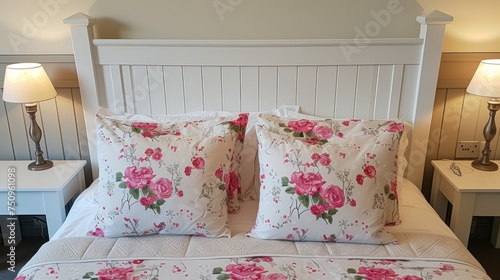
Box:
450;162;462;176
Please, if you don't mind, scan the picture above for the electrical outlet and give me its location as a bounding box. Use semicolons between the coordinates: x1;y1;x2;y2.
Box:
33;216;45;229
455;141;480;159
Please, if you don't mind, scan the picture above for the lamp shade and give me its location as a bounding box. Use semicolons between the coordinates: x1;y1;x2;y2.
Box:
2;63;57;103
466;59;500;98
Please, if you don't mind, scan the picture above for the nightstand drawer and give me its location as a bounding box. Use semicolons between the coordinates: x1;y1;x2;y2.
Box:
0;191;50;214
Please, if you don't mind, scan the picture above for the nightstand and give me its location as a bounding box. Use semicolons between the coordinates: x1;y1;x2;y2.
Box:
431;160;500;248
0;160;86;241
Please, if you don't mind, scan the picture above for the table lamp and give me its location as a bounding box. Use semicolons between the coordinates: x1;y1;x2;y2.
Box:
2;63;57;171
466;59;500;171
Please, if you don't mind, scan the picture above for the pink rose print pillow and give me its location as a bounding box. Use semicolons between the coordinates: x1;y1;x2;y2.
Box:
89;108;247;238
248;115;403;244
258;112;407;226
106;110;249;214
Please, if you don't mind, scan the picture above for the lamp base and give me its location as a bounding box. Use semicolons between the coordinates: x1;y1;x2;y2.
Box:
472;159;498;171
28;160;53;171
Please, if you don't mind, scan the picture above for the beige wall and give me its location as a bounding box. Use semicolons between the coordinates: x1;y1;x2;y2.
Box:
418;0;500;52
0;0;498;54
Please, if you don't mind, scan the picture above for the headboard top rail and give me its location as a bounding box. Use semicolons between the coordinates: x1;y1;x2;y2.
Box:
91;38;424;48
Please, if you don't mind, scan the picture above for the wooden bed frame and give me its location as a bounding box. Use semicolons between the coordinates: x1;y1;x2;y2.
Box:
64;11;452;190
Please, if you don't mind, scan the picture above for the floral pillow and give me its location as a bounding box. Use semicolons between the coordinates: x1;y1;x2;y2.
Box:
247;115;403;244
263;112;408;226
88;108;247;238
94;109;249;214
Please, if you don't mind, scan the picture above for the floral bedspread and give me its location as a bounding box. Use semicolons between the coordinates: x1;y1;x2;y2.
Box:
16;255;490;280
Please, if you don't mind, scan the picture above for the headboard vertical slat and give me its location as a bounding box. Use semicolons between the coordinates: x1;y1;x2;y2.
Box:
258;67;278;111
277;66;298;108
109;65;125;113
388;65;405;119
373;65;397;119
315;66;337;118
183;66;204;112
120;65;135;113
221;67;241;112
354;65;376;119
335;66;357;118
146;66;167;115
202;66;223;111
240;67;259;112
163;66;185;115
296;66;317;116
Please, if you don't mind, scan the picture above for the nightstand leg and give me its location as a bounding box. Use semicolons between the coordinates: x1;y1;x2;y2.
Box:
449;193;475;247
42;192;66;239
491;217;500;248
431;171;448;221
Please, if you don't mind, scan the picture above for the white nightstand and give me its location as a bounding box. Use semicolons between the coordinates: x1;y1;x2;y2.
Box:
0;160;86;241
431;160;500;248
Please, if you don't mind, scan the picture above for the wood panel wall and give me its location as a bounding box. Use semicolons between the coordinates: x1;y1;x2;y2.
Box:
422;52;500;199
0;55;92;186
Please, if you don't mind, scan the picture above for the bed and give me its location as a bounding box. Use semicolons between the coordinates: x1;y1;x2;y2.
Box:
15;10;492;280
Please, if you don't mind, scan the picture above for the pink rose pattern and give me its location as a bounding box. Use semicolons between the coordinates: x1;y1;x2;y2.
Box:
223;113;249;213
16;257;481;279
115;113;249;214
92;112;245;237
251;116;404;243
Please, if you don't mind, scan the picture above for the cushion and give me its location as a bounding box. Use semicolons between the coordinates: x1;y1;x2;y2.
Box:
247;114;402;244
273;111;409;226
88;108;245;238
97;109;250;214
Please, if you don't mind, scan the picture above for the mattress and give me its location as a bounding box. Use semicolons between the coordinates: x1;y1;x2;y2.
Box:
17;179;490;279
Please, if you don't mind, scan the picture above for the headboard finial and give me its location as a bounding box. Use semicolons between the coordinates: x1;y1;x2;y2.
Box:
417;10;453;25
63;12;96;27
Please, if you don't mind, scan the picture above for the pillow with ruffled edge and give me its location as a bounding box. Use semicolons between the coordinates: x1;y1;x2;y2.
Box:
247;114;402;244
271;111;409;226
88;108;246;238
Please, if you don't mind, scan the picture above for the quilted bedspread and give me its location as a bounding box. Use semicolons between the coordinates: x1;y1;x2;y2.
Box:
16;232;490;279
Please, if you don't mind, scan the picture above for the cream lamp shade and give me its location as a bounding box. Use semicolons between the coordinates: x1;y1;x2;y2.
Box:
2;63;57;103
466;59;500;98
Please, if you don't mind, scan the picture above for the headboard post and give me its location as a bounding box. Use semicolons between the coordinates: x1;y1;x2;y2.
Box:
63;13;99;180
406;10;453;188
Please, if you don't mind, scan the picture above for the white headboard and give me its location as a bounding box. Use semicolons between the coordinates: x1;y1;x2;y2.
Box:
64;11;452;190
